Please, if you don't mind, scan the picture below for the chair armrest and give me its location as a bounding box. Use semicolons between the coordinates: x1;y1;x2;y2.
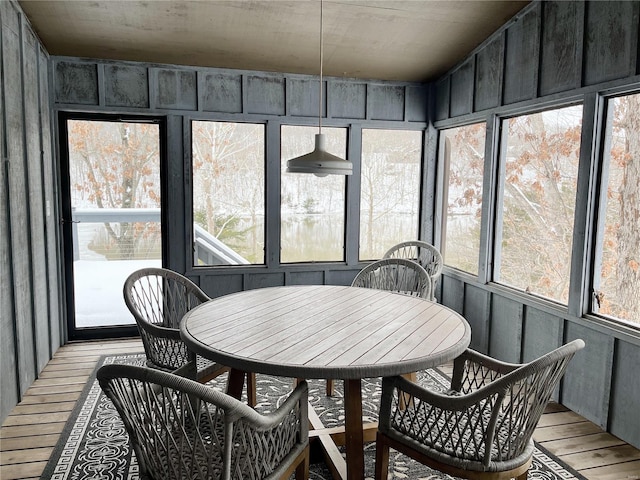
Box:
238;380;309;436
136;319;183;340
451;348;521;394
226;381;309;478
379;375;510;468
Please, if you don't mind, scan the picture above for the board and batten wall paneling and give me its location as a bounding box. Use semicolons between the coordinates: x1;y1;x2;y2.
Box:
502;4;540;105
562;322;614;429
538;0;583;96
521;307;564;362
3;0;36;397
608;340;640;448
201;72;242;113
449;58;474;117
434;76;450;121
434;0;640;449
405;85;428;123
522;307;564;401
488;295;523;363
1;0;56;422
199;274;244;299
440;275;465;315
247;75;286;116
474;35;504;112
583;1;639;87
155;68;197;111
0;1;19;421
104;64;150;108
40;45;61;353
463;284;490;352
328;81;367;120
55;61;99;105
368;84;405;121
289;270;326;286
23;26;49;372
288;78;324;118
436;1;640;121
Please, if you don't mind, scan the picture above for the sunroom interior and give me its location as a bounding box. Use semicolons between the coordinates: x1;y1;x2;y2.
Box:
2;0;640;478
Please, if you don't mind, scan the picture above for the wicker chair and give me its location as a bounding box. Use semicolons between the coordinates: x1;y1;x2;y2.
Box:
123;267;256;405
351;258;432;299
383;241;443;301
375;339;585;480
98;364;309;480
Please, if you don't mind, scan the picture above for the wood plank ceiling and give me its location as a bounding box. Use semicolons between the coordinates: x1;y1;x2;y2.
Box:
18;0;529;82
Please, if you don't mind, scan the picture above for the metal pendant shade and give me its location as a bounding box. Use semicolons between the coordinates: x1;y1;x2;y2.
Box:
286;0;353;176
286;133;352;176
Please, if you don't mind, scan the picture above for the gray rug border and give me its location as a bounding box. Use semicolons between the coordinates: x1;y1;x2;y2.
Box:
41;353;588;480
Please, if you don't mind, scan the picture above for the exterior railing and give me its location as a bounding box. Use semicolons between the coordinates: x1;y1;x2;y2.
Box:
71;208;248;265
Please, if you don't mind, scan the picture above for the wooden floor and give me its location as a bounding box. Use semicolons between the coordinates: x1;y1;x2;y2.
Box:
1;339;639;480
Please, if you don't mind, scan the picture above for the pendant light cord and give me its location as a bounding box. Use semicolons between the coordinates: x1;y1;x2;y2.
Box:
319;0;323;135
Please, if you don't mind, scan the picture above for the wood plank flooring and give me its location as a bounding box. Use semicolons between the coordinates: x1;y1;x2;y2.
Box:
1;339;639;480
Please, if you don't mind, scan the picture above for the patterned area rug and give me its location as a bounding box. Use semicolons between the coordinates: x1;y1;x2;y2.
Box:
42;353;586;480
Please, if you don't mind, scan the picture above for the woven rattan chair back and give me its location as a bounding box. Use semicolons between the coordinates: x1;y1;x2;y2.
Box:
351;258;432;300
98;364;309;480
124;267;210;372
375;339;585;480
383;241;443;301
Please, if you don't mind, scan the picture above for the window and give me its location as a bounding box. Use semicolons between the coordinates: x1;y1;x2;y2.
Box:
359;129;422;260
439;123;486;274
594;93;640;325
495;105;583;304
191;121;265;265
281;126;347;263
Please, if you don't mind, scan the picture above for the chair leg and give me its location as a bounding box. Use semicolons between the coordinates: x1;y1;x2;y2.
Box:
516;472;528;480
326;379;334;396
294;447;310;480
246;372;257;407
374;431;390;480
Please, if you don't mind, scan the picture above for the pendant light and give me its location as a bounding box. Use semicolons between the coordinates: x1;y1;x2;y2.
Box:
286;0;353;176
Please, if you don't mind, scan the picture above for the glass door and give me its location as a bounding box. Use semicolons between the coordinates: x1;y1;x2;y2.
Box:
60;114;164;339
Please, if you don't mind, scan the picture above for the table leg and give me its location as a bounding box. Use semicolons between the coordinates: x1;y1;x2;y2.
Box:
343;379;365;480
226;368;245;400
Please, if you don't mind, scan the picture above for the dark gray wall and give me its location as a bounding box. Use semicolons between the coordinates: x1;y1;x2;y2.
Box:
432;0;640;448
1;0;61;421
2;0;639;453
51;58;429;294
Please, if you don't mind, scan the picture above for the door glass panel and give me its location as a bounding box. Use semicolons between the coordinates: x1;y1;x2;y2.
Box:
67;120;161;328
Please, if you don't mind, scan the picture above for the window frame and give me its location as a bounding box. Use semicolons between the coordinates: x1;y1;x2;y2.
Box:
358;127;424;261
492;103;585;306
279;124;349;264
436;121;488;276
588;91;640;329
188;118;268;269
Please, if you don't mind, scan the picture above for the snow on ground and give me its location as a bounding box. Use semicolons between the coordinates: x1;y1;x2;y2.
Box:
74;258;161;328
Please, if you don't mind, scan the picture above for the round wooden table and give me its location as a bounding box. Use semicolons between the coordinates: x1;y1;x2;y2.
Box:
181;285;471;480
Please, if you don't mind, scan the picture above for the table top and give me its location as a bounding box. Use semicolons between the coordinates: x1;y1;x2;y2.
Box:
181;285;471;380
